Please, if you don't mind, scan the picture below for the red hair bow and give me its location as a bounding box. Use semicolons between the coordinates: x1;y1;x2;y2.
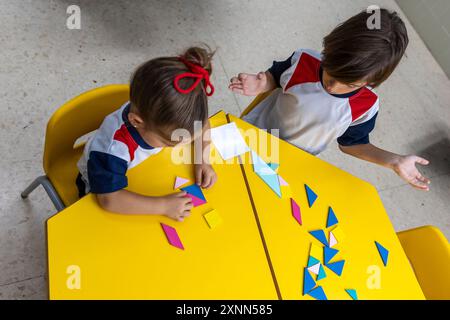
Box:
174;57;214;96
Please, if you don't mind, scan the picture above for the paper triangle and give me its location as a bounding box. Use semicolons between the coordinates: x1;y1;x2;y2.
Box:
203;209;222;229
181;183;206;201
309;230;328;247
251;151;275;175
308;286;327;300
308;263;320;275
325;260;345;276
174;176;189;189
256;171;282;197
309;243;323;261
278;175;289;186
326;207;338;228
303;268;316;295
186;193;207;207
324;247;339;264
268;163;279;172
305;184;318;207
317;264;327;280
375;241;389;266
328;231;338;247
291;198;302;225
345;289;358;300
161;223;184;250
307;256;320;267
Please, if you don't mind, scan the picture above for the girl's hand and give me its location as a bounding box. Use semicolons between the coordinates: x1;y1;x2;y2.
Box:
161;191;193;221
194;163;217;189
228;72;272;96
392;155;431;190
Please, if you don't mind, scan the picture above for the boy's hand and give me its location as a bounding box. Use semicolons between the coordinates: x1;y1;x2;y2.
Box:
195;163;217;189
392;155;430;190
228;72;273;96
161;191;193;222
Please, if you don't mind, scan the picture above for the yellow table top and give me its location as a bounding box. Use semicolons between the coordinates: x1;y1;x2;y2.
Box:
47;111;278;299
229;114;424;300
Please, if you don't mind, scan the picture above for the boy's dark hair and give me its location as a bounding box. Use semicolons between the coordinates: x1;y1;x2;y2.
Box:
321;8;408;88
130;45;214;138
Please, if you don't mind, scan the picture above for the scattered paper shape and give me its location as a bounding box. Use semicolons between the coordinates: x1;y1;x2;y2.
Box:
328;231;338;247
268;163;279;172
185;193;207;207
345;289;358;300
317;264;327;280
203;209;222;229
308;263;320;275
308;286;327;300
331;226;345;243
326;207;338;228
174;176;190;189
161;223;184;250
291;198;302;225
325;260;345;276
307;256;321;268
181;183;206;201
305;184;318;207
278;175;289;186
303;267;316;295
309;243;323;261
375;241;389;267
256;171;282;197
210;122;250;160
280;185;292;199
324;247;339;264
251;151;282;197
309;230;329;247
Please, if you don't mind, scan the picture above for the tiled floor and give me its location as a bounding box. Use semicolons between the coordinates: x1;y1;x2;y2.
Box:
0;0;449;299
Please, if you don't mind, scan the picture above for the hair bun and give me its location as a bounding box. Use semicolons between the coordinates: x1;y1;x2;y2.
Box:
182;45;215;74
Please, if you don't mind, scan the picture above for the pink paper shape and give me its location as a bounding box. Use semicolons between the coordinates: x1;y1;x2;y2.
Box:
174;176;189;189
329;231;337;247
185;193;207;207
278;175;289;186
291;198;302;225
161;223;184;250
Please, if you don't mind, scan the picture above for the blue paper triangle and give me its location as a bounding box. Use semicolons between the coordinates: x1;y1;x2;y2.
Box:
181;184;206;201
307;256;320;267
324;247;339;264
309;230;328;247
305;184;318;207
256;171;282;197
345;289;358;300
325;260;345;276
317;264;326;280
308;286;327;300
303;268;316;295
375;241;389;266
326;207;338;228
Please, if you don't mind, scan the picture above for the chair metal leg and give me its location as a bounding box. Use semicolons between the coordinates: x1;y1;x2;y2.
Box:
21;175;66;212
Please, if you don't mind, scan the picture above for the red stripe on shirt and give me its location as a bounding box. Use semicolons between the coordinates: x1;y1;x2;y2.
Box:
113;124;138;162
349;87;378;121
285;52;321;90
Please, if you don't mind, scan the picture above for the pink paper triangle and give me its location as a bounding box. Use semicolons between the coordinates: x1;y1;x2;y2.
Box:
329;231;337;247
291;198;302;225
161;223;184;250
186;193;207;207
174;176;190;189
278;175;289;186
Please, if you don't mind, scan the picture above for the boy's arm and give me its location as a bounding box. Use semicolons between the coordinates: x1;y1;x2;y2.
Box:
96;190;193;221
338;143;430;190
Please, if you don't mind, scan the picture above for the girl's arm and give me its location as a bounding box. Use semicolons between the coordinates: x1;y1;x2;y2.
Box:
338;143;430;190
194;120;217;189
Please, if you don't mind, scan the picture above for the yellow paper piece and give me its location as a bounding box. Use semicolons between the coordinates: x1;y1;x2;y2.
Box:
203;209;222;229
309;243;323;261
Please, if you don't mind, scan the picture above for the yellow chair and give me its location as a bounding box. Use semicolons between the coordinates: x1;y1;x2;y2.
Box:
21;84;130;211
397;226;450;299
240;90;273;118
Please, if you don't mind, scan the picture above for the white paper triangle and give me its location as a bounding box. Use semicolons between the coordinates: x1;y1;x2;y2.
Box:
329;231;338;247
308;263;321;275
174;176;190;189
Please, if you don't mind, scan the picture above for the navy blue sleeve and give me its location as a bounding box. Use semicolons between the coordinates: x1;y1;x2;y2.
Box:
337;113;378;146
87;151;128;194
267;52;295;88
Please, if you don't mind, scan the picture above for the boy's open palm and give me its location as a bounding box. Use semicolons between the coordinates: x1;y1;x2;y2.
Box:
393;155;431;190
228;72;269;96
162;191;193;222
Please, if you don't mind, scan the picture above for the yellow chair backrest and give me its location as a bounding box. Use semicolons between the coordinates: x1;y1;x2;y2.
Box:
43;84;130;175
397;225;450;300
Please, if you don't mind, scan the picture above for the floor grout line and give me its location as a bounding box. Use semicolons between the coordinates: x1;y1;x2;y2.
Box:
0;274;44;288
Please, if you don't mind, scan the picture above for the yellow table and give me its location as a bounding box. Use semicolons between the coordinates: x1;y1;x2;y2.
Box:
47;111;278;299
229;114;424;300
